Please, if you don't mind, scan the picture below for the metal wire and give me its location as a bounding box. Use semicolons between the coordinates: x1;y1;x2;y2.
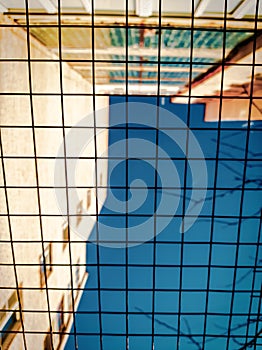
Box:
0;1;261;350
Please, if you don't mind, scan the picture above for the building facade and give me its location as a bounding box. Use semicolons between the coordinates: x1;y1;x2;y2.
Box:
0;15;109;350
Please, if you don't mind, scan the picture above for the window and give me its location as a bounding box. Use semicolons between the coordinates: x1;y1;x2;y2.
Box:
57;296;65;341
62;223;69;251
100;173;103;186
0;289;22;349
75;258;80;289
40;244;52;287
43;332;52;350
51;317;59;349
86;189;91;209
66;283;72;312
76;200;83;226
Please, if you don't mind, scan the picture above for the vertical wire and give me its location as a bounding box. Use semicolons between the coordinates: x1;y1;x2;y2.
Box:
152;0;162;349
57;1;78;348
202;0;228;348
177;0;195;347
24;1;54;348
90;1;103;349
125;1;129;349
244;211;262;344
254;283;262;350
225;1;260;348
0;131;27;350
0;4;261;349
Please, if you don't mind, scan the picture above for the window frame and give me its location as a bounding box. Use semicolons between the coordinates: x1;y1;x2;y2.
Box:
0;288;22;349
62;223;69;251
57;296;65;342
76;199;83;226
75;258;81;289
43;332;52;350
40;244;52;288
86;189;92;209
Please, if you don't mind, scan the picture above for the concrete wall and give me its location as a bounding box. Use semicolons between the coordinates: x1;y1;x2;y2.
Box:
0;15;109;350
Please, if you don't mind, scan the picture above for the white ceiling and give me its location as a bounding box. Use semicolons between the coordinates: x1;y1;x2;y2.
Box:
0;0;261;17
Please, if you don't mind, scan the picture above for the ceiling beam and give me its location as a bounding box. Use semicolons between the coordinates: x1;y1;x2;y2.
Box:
95;83;180;93
100;76;187;82
56;46;227;59
74;65;206;73
0;2;7;13
38;0;57;14
194;0;211;17
136;0;153;17
80;0;92;14
12;14;259;30
233;0;254;19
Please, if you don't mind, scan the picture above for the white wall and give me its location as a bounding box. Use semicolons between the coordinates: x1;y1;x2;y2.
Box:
0;15;109;350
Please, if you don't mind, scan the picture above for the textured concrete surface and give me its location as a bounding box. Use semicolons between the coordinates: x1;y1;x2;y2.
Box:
0;15;109;350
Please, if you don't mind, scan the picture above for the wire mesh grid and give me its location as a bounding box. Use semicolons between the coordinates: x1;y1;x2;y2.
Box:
0;1;261;350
